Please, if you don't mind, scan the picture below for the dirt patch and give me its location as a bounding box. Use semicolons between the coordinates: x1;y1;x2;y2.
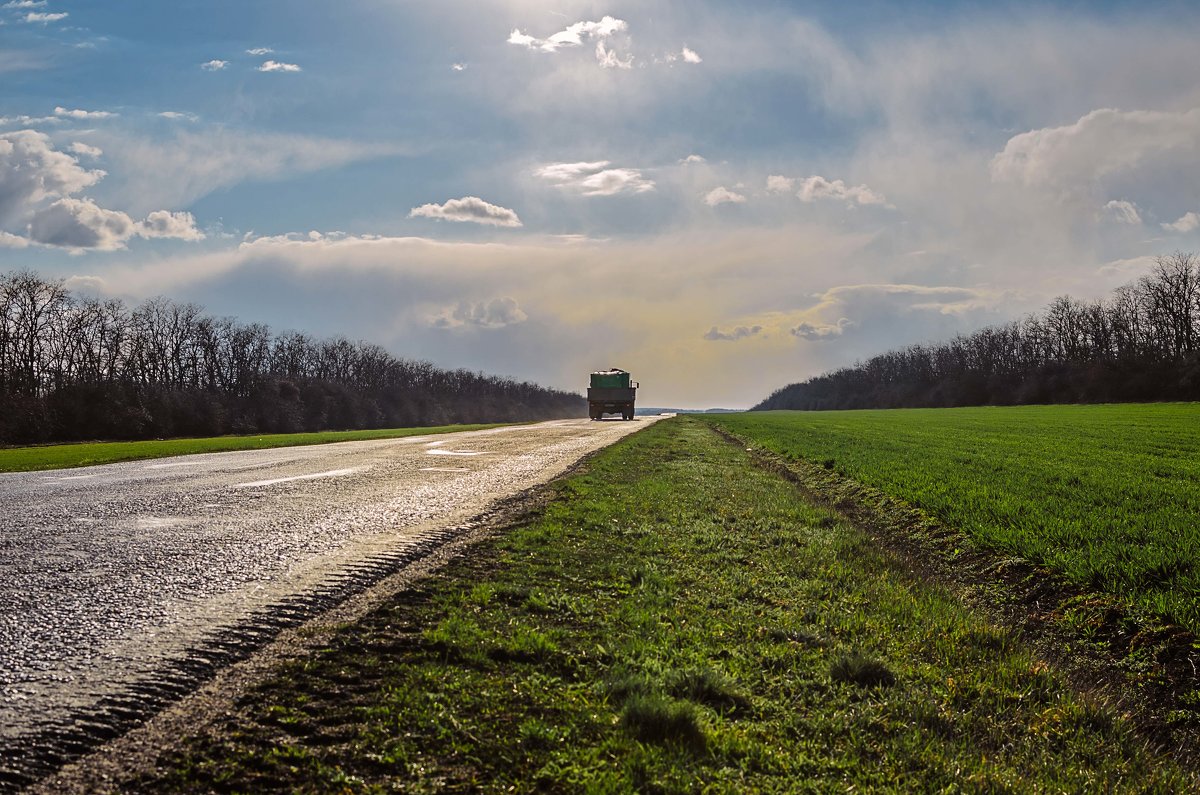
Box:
710;423;1200;772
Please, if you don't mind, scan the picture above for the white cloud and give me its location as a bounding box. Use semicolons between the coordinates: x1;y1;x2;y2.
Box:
1103;199;1141;225
28;197;135;250
508;16;628;53
0;230;30;248
68;142;102;158
596;40;633;70
200;59;228;71
259;60;301;73
681;46;702;64
681;154;707;165
796;175;886;206
23;11;65;22
704;187;746;206
408;196;522;228
451;62;466;72
508;15;633;68
536;161;655;196
139;209;204;241
245;47;274;56
25;199;206;250
766;175;795;193
0;130;104;224
3;0;46;7
704;324;761;341
432;297;528;329
1162;211;1200;233
991;108;1200;194
158;111;198;121
54;106;117;120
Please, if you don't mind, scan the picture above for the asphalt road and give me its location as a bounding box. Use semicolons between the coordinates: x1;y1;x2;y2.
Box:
0;417;658;789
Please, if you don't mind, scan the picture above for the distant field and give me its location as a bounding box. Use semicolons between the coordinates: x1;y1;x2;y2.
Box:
705;404;1200;634
0;424;511;473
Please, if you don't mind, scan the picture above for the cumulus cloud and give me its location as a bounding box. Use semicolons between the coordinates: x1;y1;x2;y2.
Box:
508;16;627;53
704;187;746;206
54;106;116;120
536;161;655;196
508;15;632;68
796;175;886;206
245;47;273;56
681;46;702;64
704;324;762;341
451;62;466;72
26;200;205;250
0;230;30;248
0;130;104;224
139;209;204;241
23;11;66;22
766;175;795;193
258;60;301;73
408;196;522;228
432;297;528;329
28;197;136;250
1103;200;1142;225
68;142;102;158
991;108;1200;194
681;154;706;165
200;59;228;71
1162;212;1200;233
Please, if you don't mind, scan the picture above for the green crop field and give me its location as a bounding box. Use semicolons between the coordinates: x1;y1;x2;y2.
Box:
704;403;1200;635
0;423;512;473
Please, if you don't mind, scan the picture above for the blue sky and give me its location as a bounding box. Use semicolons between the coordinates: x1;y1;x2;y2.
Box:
3;1;1200;406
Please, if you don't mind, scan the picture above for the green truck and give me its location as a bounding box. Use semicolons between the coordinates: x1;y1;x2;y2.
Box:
588;368;638;420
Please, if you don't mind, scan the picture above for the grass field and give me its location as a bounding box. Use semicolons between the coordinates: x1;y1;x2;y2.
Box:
704;404;1200;635
0;424;512;473
132;417;1188;793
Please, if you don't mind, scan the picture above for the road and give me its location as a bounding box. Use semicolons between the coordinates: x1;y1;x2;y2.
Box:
0;417;657;789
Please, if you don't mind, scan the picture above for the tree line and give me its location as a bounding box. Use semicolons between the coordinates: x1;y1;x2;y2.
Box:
755;252;1200;411
0;270;584;444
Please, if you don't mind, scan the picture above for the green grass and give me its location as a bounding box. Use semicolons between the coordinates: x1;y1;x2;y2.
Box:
704;403;1200;634
0;423;512;472
133;416;1189;793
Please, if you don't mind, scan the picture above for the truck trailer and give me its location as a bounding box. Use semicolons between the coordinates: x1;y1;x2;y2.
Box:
588;368;638;420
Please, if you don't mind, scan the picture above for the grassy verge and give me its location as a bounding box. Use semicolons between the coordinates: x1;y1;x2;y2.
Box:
0;423;513;472
128;416;1189;793
703;405;1200;636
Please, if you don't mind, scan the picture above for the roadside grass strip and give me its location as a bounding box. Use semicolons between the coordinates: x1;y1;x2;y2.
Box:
137;418;1189;792
702;404;1200;637
0;424;510;472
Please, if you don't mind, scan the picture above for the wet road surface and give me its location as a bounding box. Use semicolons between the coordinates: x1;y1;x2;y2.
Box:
0;417;656;789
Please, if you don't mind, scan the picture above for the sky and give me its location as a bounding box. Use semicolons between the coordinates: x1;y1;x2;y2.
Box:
2;0;1200;408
